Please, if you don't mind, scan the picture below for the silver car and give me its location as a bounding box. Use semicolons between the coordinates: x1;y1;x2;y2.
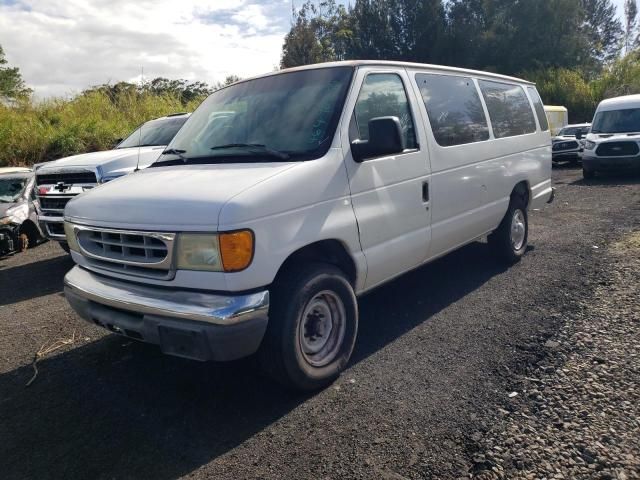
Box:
0;167;44;255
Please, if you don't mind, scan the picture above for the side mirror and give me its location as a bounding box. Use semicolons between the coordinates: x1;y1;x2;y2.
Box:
351;116;405;162
113;138;123;148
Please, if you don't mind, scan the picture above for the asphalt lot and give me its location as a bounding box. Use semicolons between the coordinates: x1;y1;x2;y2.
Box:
0;166;638;480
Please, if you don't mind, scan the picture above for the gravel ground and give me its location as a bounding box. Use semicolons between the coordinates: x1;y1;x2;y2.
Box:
471;232;640;480
0;167;638;480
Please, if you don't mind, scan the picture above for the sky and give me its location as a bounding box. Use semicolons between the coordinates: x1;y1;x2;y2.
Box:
0;0;629;98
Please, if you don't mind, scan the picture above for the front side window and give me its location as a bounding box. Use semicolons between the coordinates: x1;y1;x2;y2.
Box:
155;67;354;165
527;87;549;132
117;116;188;149
416;73;489;146
353;73;417;149
591;108;640;134
479;80;536;138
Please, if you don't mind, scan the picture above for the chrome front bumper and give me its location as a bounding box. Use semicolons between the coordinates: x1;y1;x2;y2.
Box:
64;266;270;361
38;214;66;241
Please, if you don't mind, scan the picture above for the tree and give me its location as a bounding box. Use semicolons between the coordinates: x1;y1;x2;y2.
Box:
147;77;211;103
281;1;351;68
580;0;624;66
0;45;32;101
213;75;242;90
624;0;638;53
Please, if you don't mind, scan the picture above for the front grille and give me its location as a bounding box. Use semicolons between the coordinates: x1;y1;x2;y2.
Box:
596;141;640;157
40;196;72;211
553;141;578;151
36;171;97;185
74;227;175;279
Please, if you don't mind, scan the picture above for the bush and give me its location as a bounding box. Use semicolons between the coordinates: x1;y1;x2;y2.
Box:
524;68;597;123
0;90;205;167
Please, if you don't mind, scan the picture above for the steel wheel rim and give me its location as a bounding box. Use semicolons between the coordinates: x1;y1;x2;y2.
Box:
298;290;346;367
511;209;526;251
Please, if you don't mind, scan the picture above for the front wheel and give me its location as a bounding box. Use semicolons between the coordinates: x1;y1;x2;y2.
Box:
489;196;528;264
260;263;358;391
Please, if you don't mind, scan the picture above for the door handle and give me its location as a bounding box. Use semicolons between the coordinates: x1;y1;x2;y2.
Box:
422;181;429;202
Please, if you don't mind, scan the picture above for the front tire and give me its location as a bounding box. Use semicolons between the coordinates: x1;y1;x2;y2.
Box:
489;195;528;264
18;233;29;252
583;167;596;180
260;263;358;391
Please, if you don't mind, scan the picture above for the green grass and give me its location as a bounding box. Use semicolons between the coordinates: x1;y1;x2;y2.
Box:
0;90;204;167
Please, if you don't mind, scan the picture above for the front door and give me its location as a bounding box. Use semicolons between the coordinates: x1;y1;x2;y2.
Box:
341;67;432;290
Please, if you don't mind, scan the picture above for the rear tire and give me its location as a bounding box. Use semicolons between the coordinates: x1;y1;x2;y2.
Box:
488;195;528;264
583;167;596;180
59;242;71;254
260;263;358;391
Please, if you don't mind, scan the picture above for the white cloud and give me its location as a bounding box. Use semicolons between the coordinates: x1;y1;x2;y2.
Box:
0;0;290;98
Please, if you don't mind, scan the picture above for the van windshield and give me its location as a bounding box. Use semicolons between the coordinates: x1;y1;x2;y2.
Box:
154;67;354;165
591;108;640;134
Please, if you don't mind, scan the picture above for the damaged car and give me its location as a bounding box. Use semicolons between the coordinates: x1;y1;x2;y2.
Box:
0;167;44;255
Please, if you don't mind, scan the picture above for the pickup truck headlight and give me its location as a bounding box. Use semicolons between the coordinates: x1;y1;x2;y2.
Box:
583;140;596;150
176;230;254;272
64;222;81;252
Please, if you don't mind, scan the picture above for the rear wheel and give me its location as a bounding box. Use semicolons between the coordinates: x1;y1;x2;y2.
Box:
489;195;528;264
260;263;358;391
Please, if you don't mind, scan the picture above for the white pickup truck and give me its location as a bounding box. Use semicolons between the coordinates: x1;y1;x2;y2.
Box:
63;61;553;390
35;113;189;251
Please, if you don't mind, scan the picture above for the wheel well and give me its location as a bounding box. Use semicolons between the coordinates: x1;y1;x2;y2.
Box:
511;181;530;208
19;220;40;243
275;240;357;287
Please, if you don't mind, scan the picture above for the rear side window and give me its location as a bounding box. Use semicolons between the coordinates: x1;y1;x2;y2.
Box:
527;87;549;131
415;73;489;147
353;73;417;149
479;80;536;138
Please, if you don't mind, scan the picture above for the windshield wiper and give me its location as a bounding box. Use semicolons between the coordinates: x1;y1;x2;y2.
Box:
161;148;189;163
210;143;290;160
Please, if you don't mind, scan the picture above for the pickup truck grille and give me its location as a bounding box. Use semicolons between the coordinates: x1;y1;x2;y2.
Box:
36;171;97;185
40;196;72;211
74;227;176;279
552;140;578;151
595;141;639;157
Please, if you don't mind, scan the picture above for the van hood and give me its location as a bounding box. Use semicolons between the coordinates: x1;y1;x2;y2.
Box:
36;146;166;178
64;162;299;231
587;132;640;142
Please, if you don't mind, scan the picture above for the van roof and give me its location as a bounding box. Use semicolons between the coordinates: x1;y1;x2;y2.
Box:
544;105;568;112
597;94;640;112
237;60;535;87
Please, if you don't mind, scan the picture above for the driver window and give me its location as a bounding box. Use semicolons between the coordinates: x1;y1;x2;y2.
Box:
351;73;417;150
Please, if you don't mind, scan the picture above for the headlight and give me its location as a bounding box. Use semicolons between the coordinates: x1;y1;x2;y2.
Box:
0;217;11;225
176;230;254;272
64;222;81;252
583;140;596;150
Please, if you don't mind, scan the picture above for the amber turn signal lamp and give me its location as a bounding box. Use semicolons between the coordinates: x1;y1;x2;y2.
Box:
219;230;254;272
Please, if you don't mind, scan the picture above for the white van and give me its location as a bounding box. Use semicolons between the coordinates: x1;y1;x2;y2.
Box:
582;94;640;179
62;61;553;390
